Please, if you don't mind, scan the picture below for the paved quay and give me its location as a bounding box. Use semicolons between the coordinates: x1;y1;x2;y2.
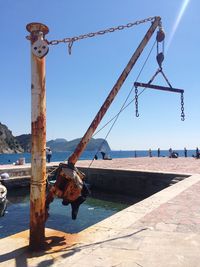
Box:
76;157;200;175
0;157;200;266
1;157;200;174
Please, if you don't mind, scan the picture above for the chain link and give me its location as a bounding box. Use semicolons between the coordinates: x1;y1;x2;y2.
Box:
48;16;157;50
181;92;185;121
135;86;139;117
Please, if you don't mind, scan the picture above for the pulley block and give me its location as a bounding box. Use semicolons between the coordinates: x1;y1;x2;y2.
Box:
32;39;49;58
156;52;164;68
31;32;49;58
156;28;165;42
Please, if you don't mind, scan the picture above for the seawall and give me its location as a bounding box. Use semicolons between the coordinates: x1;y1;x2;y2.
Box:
0;160;189;197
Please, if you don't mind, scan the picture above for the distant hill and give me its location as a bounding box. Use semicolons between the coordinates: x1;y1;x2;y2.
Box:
47;138;111;152
15;134;111;153
46;138;68;152
0;122;23;153
0;121;111;154
15;134;31;152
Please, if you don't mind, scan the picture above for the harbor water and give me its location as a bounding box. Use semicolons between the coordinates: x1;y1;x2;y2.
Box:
0;187;138;239
0;149;197;165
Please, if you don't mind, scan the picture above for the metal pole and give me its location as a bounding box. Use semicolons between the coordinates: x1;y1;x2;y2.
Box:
26;22;49;250
68;16;161;165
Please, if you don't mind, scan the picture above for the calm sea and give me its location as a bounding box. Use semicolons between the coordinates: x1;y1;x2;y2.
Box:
0;149;196;165
0;187;136;238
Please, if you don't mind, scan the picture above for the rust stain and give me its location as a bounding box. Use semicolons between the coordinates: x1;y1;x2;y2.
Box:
30;199;45;224
11;228;81;254
32;114;46;132
44;231;80;253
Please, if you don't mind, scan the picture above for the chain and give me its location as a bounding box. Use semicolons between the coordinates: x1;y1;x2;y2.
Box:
135;86;139;117
181;92;185;121
48;16;157;54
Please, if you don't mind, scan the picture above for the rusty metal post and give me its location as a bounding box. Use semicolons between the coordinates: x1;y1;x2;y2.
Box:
26;22;49;250
68;16;161;165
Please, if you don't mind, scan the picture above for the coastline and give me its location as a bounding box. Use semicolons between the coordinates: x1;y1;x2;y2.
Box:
0;149;197;166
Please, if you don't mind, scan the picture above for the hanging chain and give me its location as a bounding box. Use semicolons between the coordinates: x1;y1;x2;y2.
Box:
134;68;161;118
135;86;139;117
47;16;157;54
181;92;185;121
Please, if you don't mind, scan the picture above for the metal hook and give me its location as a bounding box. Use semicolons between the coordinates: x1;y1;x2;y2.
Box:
181;92;185;121
68;40;74;55
135;86;139;117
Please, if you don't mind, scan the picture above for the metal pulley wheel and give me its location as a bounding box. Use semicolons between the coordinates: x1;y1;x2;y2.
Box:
156;28;165;42
31;34;49;58
156;52;164;68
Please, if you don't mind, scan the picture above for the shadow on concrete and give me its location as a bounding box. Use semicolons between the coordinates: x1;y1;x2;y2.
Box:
0;246;30;267
0;228;148;267
59;228;148;259
0;236;66;267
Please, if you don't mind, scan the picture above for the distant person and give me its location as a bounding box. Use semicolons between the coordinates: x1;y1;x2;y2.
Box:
148;149;152;157
100;151;112;160
105;154;112;160
171;151;179;158
134;151;137;158
101;151;106;159
157;148;160;157
184;147;187;157
46;148;52;163
94;155;98;160
196;147;199;159
14;160;20;165
169;148;172;158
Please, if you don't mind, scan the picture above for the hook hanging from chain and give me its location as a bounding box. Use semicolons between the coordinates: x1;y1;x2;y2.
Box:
68;40;74;55
181;92;185;121
135;85;139;117
156;26;185;121
134;23;185;121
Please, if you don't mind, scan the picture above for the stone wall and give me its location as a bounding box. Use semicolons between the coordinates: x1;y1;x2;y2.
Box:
0;166;188;196
79;167;188;198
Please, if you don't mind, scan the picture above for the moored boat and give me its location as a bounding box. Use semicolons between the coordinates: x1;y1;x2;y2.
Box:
0;182;7;217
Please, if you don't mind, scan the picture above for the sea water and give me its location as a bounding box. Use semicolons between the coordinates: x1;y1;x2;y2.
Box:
0;187;138;239
0;149;197;165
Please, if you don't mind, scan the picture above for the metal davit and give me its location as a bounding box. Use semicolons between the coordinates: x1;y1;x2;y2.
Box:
26;16;185;250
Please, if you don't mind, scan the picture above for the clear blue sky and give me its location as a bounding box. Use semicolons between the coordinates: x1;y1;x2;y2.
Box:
0;0;199;150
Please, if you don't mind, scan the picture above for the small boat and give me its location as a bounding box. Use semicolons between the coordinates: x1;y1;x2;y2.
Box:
0;182;7;217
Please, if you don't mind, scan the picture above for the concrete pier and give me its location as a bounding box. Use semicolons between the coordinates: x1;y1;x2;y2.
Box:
1;156;200;175
0;157;200;266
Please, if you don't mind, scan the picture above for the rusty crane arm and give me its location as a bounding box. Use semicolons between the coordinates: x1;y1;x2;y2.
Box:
68;16;162;165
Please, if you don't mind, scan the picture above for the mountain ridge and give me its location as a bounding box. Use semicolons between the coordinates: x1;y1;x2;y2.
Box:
0;122;23;153
0;123;111;153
